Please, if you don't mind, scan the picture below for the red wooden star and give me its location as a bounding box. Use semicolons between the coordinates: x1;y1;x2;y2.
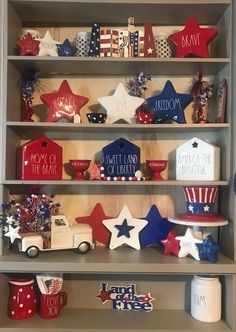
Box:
96;290;112;303
169;16;217;58
40;80;89;122
17;33;40;56
161;231;180;256
75;203;113;245
89;163;101;180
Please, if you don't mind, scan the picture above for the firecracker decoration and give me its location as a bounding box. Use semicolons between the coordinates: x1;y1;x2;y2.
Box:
161;231;180;256
102;206;148;250
98;83;144;123
97;283;155;311
20;70;42;122
196;235;220;263
37;30;61;57
88;23;100;57
40;80;89;122
168;16;217;58
57;38;77;56
75;203;113;246
16;32;40;56
139;204;174;248
191;72;213;123
127;72;151;98
176;228;203;260
146;80;192;124
144;23;157;57
17;136;63;180
1;194;60;240
176;137;220;181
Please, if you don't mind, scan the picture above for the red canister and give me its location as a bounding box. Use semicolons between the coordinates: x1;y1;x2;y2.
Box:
8;278;37;319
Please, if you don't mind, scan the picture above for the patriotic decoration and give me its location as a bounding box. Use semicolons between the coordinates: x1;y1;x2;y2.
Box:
100;29;119;57
17;32;40;56
36;275;63;295
144;23;157;57
57;38;77;56
161;231;180;257
97;283;155;311
118;30;129;57
128;17;135;57
88;23;100;57
36;30;61;57
176;228;203;261
196;235;220;263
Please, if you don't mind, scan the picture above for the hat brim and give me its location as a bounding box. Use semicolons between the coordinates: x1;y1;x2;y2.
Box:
178;213;225;222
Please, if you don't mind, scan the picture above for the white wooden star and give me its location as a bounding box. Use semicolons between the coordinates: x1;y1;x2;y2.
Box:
98;83;144;124
4;225;21;244
6;215;16;225
37;30;61;56
102;206;148;250
176;228;203;260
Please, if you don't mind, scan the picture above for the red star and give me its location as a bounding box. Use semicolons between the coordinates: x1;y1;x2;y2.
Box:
75;203;113;245
17;33;40;56
169;16;217;58
40;80;89;122
161;231;180;256
96;290;112;303
139;293;155;303
89;163;101;180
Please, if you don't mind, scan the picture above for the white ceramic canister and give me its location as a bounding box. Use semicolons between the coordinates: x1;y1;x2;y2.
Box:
191;275;221;323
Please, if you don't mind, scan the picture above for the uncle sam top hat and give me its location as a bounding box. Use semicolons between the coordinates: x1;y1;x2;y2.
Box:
179;186;224;221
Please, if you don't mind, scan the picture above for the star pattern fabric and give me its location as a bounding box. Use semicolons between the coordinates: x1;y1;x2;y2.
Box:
196;235;220;263
57;39;77;56
139;204;174;248
103;206;148;250
4;225;21;244
98;83;144;124
176;228;203;260
40;80;89;122
169;16;217;58
37;30;61;56
17;33;40;56
161;231;180;256
146;80;192;124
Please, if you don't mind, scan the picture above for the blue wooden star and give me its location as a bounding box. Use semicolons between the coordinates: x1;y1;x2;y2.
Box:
196;235;220;263
139;204;174;248
57;39;77;56
146;80;192;124
115;219;135;238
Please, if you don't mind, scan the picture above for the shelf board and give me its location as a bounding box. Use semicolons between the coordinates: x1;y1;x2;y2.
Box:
8;57;230;76
0;308;231;332
0;247;234;273
9;0;230;26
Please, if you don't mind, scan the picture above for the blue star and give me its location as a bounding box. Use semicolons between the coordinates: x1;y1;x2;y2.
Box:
139;205;174;248
196;235;220;263
57;39;77;56
146;80;192;124
115;219;134;238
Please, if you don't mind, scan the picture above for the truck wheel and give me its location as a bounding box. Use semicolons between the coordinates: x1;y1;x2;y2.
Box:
25;246;40;258
76;242;90;254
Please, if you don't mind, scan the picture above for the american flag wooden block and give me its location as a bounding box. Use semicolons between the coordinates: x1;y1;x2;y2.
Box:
144;23;157;57
88;23;100;57
134;31;144;57
118;30;129;57
112;30;119;57
128;17;135;58
100;29;119;57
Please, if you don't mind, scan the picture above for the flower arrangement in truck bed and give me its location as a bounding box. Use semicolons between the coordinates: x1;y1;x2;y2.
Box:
1;194;61;243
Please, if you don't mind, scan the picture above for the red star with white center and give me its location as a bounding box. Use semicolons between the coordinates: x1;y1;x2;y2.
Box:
17;33;40;56
139;293;155;303
96;290;112;303
169;16;217;58
75;203;113;245
161;231;180;256
40;80;89;122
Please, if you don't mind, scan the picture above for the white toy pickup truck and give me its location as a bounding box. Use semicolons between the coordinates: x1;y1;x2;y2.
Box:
19;215;94;258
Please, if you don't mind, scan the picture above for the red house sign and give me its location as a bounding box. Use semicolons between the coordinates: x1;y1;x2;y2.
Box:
17;136;62;180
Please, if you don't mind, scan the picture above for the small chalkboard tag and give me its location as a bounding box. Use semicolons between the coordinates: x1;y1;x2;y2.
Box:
176;137;220;181
101;138;140;179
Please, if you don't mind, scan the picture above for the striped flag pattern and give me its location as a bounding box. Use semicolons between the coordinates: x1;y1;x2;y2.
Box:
183;187;218;204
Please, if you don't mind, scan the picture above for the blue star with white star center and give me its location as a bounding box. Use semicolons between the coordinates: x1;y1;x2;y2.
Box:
115;219;135;238
146;80;192;124
139;205;174;248
196;235;220;263
57;39;77;56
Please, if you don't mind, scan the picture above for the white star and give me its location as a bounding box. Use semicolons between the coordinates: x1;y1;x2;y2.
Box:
203;205;210;212
6;215;16;225
98;83;144;124
37;30;61;56
102;206;148;250
147;48;153;54
176;228;203;260
188;205;194;213
4;225;21;244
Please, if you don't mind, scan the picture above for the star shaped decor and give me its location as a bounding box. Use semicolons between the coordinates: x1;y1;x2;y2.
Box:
4;225;21;244
89;163;101;180
139;293;155;304
102;206;148;250
196;235;220;263
98;83;144;124
146;80;192;124
37;30;61;56
161;231;180;256
169;16;217;58
176;228;203;260
40;80;89;122
17;33;40;56
57;39;77;56
192;141;198;148
75;203;113;246
96;290;112;304
139;204;174;248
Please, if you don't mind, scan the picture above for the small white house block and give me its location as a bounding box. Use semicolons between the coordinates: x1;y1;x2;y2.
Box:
176;137;220;181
